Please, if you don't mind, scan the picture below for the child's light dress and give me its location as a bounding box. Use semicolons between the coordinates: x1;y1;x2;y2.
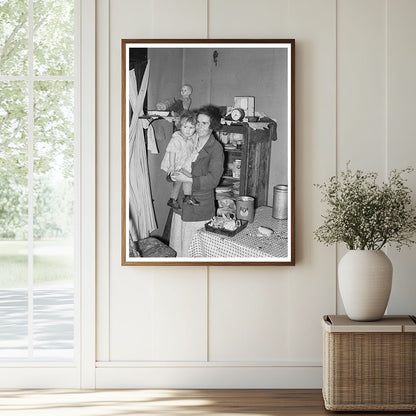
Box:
161;131;198;175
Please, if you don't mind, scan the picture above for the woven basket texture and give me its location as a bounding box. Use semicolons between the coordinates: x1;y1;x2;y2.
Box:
323;330;416;411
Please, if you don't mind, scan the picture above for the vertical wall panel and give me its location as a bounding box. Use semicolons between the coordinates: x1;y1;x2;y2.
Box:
96;0;110;362
209;268;290;361
106;0;209;362
386;0;416;313
110;269;207;361
337;0;387;172
285;0;337;361
146;0;207;38
336;0;387;313
209;0;290;38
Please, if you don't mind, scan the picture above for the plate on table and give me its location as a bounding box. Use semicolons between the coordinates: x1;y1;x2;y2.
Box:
205;217;248;237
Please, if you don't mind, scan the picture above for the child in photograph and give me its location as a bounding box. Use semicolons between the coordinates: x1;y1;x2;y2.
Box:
161;111;200;209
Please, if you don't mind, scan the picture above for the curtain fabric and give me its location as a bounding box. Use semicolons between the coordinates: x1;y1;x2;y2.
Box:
129;63;157;240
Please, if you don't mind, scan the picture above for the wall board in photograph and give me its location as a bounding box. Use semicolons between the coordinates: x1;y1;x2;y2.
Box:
122;39;295;265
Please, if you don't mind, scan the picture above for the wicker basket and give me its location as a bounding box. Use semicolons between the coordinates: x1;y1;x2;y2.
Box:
322;315;416;411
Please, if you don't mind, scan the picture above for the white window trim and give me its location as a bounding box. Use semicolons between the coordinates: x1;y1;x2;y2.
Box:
79;0;96;389
0;0;95;389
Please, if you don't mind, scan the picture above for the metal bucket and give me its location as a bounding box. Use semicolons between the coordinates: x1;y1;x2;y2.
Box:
272;185;288;219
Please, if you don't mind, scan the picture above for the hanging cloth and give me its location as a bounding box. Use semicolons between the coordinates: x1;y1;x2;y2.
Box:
136;66;158;154
129;63;157;240
140;118;158;154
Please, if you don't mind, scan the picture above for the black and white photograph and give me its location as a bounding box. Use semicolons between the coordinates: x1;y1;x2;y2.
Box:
122;39;295;265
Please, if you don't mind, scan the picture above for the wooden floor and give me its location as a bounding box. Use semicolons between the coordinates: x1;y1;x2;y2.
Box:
0;389;413;415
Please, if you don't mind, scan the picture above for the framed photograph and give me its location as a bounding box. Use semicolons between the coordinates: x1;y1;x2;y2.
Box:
122;39;295;265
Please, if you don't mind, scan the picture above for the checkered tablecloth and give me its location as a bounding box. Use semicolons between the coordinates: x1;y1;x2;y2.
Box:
188;206;288;258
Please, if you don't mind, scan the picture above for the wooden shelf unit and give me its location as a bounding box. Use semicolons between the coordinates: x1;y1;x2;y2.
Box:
219;121;276;207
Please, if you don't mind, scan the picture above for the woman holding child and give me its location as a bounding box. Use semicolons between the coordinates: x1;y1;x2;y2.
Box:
169;105;224;256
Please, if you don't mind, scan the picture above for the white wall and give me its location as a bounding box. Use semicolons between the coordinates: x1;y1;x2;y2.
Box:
95;0;416;388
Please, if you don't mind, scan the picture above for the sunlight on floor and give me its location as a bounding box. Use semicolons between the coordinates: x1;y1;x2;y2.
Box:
0;389;271;416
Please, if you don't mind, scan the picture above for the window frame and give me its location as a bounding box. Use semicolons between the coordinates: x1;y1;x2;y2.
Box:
0;0;95;388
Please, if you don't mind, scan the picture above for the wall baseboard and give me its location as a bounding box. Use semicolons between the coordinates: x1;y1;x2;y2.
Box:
95;365;323;389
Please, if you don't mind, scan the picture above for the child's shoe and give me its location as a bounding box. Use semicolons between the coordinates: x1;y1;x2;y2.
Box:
167;198;180;209
183;195;200;206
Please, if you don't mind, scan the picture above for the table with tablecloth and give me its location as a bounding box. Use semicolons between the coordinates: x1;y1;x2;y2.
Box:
188;206;288;258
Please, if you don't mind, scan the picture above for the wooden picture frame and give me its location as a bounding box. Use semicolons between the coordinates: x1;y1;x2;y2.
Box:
122;39;295;265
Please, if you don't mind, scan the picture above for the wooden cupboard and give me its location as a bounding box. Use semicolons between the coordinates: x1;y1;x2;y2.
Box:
218;121;276;208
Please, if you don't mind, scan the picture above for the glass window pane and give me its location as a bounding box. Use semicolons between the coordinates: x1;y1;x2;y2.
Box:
33;287;74;360
0;0;28;76
0;81;29;360
33;81;74;256
33;80;74;359
0;289;28;359
33;0;74;76
0;81;28;243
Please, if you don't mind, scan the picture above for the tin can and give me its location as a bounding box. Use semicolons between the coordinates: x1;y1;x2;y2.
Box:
219;131;229;145
232;159;241;179
272;185;288;219
236;196;255;223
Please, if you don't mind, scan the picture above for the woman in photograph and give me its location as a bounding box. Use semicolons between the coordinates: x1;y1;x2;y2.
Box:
169;105;224;256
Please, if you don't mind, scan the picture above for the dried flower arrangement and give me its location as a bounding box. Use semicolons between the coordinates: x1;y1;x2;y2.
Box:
314;164;416;250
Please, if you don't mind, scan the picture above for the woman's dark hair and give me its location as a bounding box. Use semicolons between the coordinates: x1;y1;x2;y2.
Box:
197;105;222;131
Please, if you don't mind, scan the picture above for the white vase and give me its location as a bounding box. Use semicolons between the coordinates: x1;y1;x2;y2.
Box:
338;250;393;321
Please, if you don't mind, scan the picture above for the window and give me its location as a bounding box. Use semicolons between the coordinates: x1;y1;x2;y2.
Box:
0;0;77;361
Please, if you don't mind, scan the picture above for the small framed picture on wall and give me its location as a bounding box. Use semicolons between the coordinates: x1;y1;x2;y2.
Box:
121;39;295;266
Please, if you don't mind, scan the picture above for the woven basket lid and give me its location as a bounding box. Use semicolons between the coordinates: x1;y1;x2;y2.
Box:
322;315;416;333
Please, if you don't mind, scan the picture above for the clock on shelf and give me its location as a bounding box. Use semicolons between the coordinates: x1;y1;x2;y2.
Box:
230;107;245;121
